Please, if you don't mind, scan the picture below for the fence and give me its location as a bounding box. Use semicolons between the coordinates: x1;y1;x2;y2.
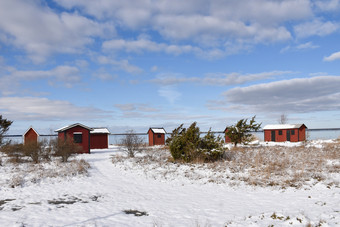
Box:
3;128;340;145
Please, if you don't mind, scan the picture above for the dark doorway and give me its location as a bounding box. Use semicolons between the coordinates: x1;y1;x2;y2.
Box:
271;131;275;141
286;130;291;141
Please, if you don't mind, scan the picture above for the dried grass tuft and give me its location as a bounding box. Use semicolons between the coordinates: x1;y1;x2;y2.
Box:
112;141;340;188
3;158;91;188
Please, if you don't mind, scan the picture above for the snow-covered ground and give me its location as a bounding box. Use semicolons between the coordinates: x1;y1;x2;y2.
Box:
0;143;339;226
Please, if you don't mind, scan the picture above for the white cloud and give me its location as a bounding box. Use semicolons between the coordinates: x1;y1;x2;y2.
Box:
0;0;114;63
220;76;340;113
151;71;293;86
102;38;202;56
294;19;339;38
151;75;199;86
202;71;294;86
296;42;319;50
151;66;158;72
0;97;109;121
323;51;340;61
97;56;143;74
158;86;182;104
4;0;332;61
315;0;340;11
0;65;82;95
280;42;319;53
115;104;136;111
93;72;117;81
115;103;160;112
54;0;315;46
154;14;292;43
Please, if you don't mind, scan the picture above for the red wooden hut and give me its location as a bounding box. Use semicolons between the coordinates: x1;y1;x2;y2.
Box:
263;124;307;142
55;123;93;153
23;127;39;144
90;128;110;149
224;127;231;143
148;127;166;146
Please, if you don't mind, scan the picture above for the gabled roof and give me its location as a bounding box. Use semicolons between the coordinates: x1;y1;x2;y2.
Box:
23;126;39;136
55;123;93;132
263;124;307;130
148;127;166;134
91;127;110;134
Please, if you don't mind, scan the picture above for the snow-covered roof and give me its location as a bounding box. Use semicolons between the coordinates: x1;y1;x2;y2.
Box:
263;124;306;130
23;126;39;136
55;123;93;132
91;128;110;134
149;128;166;134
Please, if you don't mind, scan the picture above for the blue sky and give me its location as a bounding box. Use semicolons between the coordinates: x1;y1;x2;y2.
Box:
1;0;340;134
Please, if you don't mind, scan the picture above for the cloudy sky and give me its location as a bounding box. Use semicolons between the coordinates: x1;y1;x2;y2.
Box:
1;0;340;134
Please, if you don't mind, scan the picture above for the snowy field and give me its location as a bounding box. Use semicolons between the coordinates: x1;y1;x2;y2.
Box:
0;141;339;226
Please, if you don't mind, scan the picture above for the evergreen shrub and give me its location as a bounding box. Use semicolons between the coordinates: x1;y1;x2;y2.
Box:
167;122;224;162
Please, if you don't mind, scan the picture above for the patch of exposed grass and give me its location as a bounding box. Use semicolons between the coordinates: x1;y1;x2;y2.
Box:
1;159;91;188
123;209;148;216
112;141;340;189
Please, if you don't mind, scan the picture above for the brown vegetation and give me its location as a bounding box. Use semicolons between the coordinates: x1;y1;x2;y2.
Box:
112;141;340;189
0;138;91;188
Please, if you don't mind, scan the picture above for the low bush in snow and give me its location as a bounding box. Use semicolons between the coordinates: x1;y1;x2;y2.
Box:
52;137;82;162
0;138;91;188
1;143;25;163
0;158;91;188
23;140;53;163
119;130;146;157
0;137;81;163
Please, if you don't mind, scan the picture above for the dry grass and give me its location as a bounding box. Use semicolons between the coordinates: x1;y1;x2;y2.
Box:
226;145;338;188
1;158;91;188
112;141;340;189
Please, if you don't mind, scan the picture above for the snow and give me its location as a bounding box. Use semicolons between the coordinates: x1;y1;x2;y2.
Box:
0;143;339;226
263;124;304;130
55;123;93;132
150;128;166;134
91;128;110;134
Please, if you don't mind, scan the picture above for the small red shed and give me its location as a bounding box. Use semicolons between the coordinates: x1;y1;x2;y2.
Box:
263;124;307;142
23;127;39;144
55;123;93;154
148;127;166;146
90;128;110;149
224;127;231;143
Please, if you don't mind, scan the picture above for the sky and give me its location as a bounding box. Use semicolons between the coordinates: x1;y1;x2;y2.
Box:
1;0;340;135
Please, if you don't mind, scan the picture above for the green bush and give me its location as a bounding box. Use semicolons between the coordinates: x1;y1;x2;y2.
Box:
225;115;261;147
200;130;225;162
0;115;12;147
168;122;224;162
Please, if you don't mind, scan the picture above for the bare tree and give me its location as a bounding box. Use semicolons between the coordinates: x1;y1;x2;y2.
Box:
279;114;288;124
120;130;145;157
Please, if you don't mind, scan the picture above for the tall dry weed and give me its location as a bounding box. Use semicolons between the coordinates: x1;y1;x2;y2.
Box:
112;143;339;188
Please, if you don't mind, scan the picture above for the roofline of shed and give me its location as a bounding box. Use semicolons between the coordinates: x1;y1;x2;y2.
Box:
55;123;93;132
263;124;307;130
23;126;40;137
148;127;167;134
90;127;110;134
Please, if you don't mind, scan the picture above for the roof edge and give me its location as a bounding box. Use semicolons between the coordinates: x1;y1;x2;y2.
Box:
23;126;40;136
55;123;93;132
